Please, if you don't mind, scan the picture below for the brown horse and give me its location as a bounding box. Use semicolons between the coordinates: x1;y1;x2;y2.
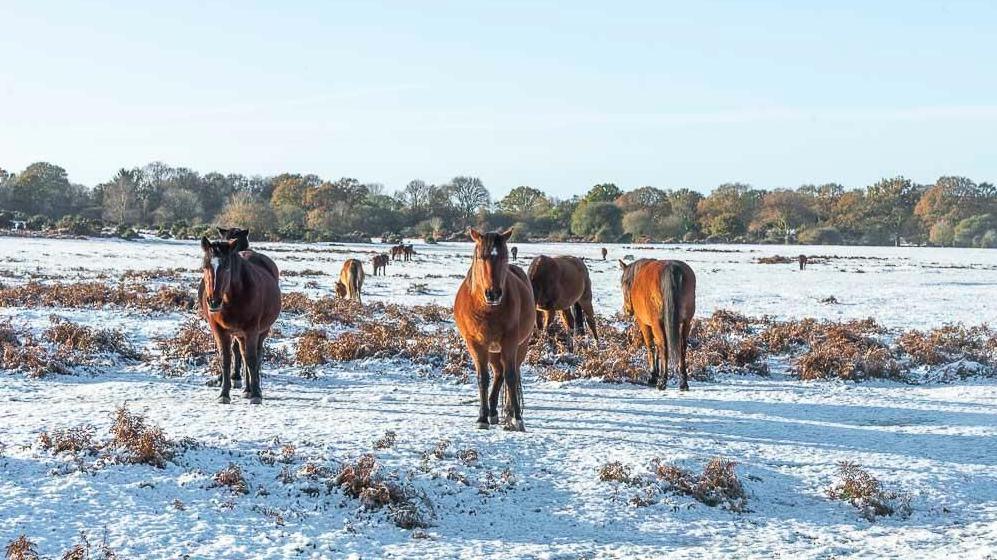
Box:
200;236;281;404
601;247;608;261
454;228;535;431
403;244;415;261
336;259;365;303
619;258;696;391
371;254;389;276
528;255;598;342
200;227;275;388
511;246;518;261
799;254;808;270
390;245;405;261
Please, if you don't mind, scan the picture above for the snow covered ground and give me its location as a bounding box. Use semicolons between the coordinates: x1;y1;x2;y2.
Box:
1;236;996;559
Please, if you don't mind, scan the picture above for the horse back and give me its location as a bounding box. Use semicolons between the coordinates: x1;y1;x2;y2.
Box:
630;259;696;324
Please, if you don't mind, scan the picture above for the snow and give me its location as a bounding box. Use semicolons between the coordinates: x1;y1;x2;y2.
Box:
1;236;996;559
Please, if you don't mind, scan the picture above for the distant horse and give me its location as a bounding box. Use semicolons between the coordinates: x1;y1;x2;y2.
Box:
403;244;415;261
799;255;808;270
372;254;389;276
454;228;535;431
336;259;365;303
511;246;518;261
200;235;281;404
528;255;598;343
391;245;405;261
601;247;608;261
619;259;696;391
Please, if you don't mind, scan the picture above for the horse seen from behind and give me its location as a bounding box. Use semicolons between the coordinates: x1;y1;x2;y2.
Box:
372;254;389;276
454;228;535;431
199;233;281;404
336;259;365;304
619;258;696;391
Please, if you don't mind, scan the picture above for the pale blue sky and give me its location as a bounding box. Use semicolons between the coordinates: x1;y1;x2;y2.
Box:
1;0;995;197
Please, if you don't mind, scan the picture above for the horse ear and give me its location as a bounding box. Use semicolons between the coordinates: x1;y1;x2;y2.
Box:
201;237;211;251
467;228;482;242
618;259;628;270
499;227;514;241
217;227;230;238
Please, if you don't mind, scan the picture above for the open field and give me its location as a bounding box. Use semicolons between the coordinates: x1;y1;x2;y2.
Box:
1;236;996;559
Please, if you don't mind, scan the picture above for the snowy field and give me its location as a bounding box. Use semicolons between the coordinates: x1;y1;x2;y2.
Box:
1;236;996;559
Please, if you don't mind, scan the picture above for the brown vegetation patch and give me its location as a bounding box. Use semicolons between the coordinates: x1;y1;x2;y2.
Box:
598;461;634;484
44;316;140;360
654;456;747;511
0;281;195;312
213;463;249;494
109;405;174;467
826;461;911;521
4;535;39;560
899;324;996;367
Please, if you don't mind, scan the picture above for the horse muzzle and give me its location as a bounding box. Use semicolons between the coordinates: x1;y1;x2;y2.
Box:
484;288;503;306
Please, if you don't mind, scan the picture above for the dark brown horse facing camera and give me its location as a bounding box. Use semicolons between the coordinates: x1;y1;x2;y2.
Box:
511;246;518;261
601;247;608;261
199;232;281;404
619;258;696;391
528;255;598;342
799;254;808;270
336;259;365;304
454;228;535;431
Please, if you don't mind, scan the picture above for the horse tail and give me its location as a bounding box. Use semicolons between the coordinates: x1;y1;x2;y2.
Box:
661;264;684;374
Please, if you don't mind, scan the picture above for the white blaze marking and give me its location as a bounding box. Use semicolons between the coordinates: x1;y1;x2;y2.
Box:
210;257;219;275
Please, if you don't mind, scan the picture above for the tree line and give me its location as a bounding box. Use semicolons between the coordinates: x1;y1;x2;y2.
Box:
0;161;995;247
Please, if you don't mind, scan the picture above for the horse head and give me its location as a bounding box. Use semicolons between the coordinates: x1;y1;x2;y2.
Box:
201;237;242;312
619;259;636;317
469;227;513;307
217;227;250;251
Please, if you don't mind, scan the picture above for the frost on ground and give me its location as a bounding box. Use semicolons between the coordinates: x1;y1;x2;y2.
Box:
1;237;996;559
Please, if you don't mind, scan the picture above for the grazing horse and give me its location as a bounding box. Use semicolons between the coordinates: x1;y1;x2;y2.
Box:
454;228;535;431
528;255;598;342
601;247;608;261
511;246;518;261
619;259;696;391
799;254;808;270
371;254;389;276
200;236;281;404
391;245;405;261
403;244;415;261
336;259;365;303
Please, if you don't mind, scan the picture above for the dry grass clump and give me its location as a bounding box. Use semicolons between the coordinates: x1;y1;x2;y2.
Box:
598;461;634;484
899;324;996;367
334;454;431;528
0;319;69;377
826;461;911;521
4;535;39;560
373;430;397;450
280;291;313;314
154;318;213;362
43;316;140;360
756;255;795;264
60;531;118;560
307;296;364;325
37;425;98;455
654;456;747;511
0;281;195;312
109;405;174;467
795;326;899;381
213;463;249;494
121;267;192;281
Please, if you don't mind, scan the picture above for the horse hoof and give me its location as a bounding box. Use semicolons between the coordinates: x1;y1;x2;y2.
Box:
656;384;667;391
503;420;526;432
249;396;262;405
679;384;690;392
647;379;657;387
232;380;243;389
488;415;499;425
242;390;252;399
217;396;231;404
476;421;490;430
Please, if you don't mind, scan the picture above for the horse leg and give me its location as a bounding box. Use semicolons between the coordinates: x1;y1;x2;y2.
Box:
679;319;692;391
501;347;525;432
638;323;657;387
213;330;233;404
580;290;599;342
241;332;263;404
558;308;575;351
230;338;243;391
651;321;668;390
571;303;585;336
470;345;491;429
487;357;503;425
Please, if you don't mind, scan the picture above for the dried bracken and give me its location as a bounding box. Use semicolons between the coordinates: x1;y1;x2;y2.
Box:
0;281;195;312
598;461;634;484
4;535;39;560
655;456;747;511
373;430;397;450
109;405;174;467
826;461;911;521
213;463;249;495
37;425;98;455
44;316;140;360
